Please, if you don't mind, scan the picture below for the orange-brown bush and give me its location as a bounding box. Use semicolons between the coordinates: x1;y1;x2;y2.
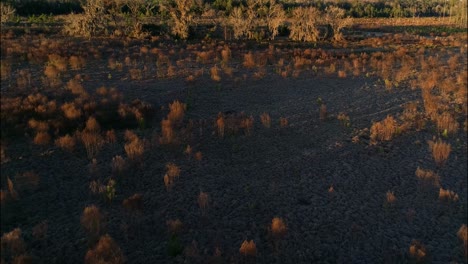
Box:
409;240;427;263
240;115;254;136
61;102;82;120
386;191;397;205
428;139;451;167
435;112;459;135
69;55;86;70
319;104;327;121
415;167;440;187
239;240;257;257
438;188;459;202
66;79;87;95
81;205;104;239
270;217;287;239
166;219;183;235
458;224;467;257
210;65;221;82
243;52;256;69
198;191;209;215
124;133;145;162
370;115;397;143
33;131;51;145
260;112;271;128
279;117;288;128
84;234;124;264
216;113;225;138
160;119;174;144
122;193;143;212
1;228;25;260
164;163;180;190
55;134;76;152
167;101;186;124
7;177;18;200
80;131;103;159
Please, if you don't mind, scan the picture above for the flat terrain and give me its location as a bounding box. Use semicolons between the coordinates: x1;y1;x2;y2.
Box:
1;21;467;263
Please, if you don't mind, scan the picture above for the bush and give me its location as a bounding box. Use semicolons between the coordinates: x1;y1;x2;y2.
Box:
289;7;321;42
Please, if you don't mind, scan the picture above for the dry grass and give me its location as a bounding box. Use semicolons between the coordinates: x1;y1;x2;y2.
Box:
160;119;174;144
260;112;271;128
61;102;82;120
1;228;25;260
243;52;255;69
435;112;459;135
33;131;51;145
428;139;451;167
210;65;221;82
415;167;440;187
438;188;459;202
167;100;186;124
216;113;225;138
239;240;257;257
279;117;288;128
458;224;467;257
7;177;18;200
198;191;209;215
80;131;103;159
69;55;86;70
81;205;104;239
166;219;183;235
386;191;397;205
55;134;76;152
164;163;180;191
409;240;427;263
319;104;327;121
122;193;143;213
124;133;145;162
240;115;254;136
84;234;124;264
370;115;397;143
270;217;287;239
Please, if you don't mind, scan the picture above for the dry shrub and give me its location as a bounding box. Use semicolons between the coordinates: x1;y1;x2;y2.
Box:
67;79;87;95
84;234;124;264
167;100;186;124
111;156;126;176
166;219;183;235
270;217;287;239
1;228;25;260
386;191;397;205
260;112;271;128
81;205;104;239
164;163;180;190
337;70;347;78
28;119;49;132
69;55;86;70
48;54;68;72
86;117;101;133
124;133;144;162
435;112;459;135
15;172;39;192
370;115;397;143
194;151;203;161
216;113;225;138
1;60;11;80
198;191;209;215
428;139;451;167
33;132;50;145
415;167;440;187
105;130;117;144
325;6;352;42
337;113;350;127
162;0;194;39
210;65;221;82
61;102;82;120
160;119;174;144
439;188;459;202
129;69;142;80
319;104;327;121
243;52;256;69
184;145;192;157
44;65;60;79
89;180;105;195
289;7;320;42
7;177;18;200
458;224;467;257
55;134;76;152
279;117;288;128
221;45;231;64
409;240;427;263
239;240;257;257
240;115;254;136
32;221;48;241
122;193;143;212
81;131;103;159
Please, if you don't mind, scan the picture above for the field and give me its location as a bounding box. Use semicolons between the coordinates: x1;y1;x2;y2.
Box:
1;3;467;263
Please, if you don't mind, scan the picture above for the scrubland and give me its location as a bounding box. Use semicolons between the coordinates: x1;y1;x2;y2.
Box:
1;1;467;263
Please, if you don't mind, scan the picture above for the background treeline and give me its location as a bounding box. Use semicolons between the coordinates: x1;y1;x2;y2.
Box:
2;0;467;19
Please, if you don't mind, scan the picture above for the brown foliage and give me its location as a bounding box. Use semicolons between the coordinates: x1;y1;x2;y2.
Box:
7;177;18;200
435;112;459;135
33;132;50;145
239;240;257;257
370;115;397;142
210;65;221;82
241;115;254;136
61;102;82;120
69;55;86;70
415;167;440;187
409;240;427;263
160;119;174;144
428;139;451;167
216;113;225;138
243;52;256;68
270;217;287;239
84;234;124;264
124;132;144;162
55;134;76;152
260;112;271;128
168;100;186;124
386;191;397;205
81;205;104;239
80;131;103;159
122;193;143;212
438;188;459;202
1;228;25;259
458;224;468;257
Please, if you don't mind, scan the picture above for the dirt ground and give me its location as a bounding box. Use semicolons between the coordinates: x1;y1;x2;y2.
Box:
1;28;467;263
